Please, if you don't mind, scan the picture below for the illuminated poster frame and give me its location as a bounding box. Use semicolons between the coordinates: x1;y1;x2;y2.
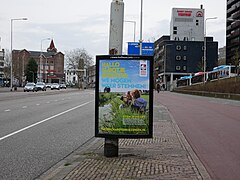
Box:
95;55;153;138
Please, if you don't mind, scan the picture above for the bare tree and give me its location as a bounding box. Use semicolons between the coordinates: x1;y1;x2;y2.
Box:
65;48;93;89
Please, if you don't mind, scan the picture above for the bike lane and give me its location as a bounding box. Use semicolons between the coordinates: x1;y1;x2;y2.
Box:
154;92;240;180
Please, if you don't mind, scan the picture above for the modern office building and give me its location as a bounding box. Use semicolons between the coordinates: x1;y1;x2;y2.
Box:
226;0;240;65
154;6;218;90
12;39;64;86
170;6;204;41
154;36;218;89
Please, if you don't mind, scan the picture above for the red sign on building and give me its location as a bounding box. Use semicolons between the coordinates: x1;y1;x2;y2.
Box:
177;10;192;17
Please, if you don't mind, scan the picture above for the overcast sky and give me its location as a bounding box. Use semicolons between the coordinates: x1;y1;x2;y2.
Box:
0;0;226;61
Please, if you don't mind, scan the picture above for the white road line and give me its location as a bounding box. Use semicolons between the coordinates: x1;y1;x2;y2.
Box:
36;104;40;106
22;106;27;109
4;109;11;112
0;101;93;142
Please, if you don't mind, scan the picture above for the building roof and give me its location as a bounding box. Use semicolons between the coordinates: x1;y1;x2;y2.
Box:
47;39;57;53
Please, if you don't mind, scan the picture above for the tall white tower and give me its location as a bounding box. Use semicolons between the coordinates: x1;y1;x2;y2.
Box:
109;0;124;55
170;7;204;41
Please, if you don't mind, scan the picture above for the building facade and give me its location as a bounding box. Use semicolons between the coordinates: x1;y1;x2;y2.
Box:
170;7;204;41
65;64;96;88
226;0;240;65
154;6;218;90
218;46;226;65
12;40;64;86
154;36;218;89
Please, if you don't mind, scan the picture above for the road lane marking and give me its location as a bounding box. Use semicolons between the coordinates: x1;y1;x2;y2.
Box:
36;104;40;106
22;106;27;109
4;109;11;112
0;101;93;142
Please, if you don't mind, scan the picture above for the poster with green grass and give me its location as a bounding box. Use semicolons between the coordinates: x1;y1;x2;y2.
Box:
95;55;153;138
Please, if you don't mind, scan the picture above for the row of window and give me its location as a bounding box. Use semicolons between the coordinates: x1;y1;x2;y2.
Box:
176;66;187;71
176;56;187;61
176;45;187;50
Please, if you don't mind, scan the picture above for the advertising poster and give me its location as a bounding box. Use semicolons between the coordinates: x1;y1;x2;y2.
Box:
95;55;153;138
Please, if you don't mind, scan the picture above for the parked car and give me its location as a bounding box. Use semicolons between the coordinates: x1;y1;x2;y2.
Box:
51;83;60;90
24;83;36;92
35;82;46;91
46;83;52;88
60;83;67;89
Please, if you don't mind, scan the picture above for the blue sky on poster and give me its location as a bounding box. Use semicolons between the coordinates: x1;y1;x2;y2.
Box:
0;0;226;61
99;60;150;92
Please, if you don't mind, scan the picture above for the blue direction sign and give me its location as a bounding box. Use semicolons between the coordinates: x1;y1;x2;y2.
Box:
128;42;154;56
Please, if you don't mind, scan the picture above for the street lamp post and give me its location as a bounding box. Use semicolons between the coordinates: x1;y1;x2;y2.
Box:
40;38;51;82
10;18;27;91
124;20;136;42
203;17;217;83
163;44;172;90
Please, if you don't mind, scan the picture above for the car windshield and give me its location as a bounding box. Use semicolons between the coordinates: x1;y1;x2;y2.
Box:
26;83;35;86
36;82;44;85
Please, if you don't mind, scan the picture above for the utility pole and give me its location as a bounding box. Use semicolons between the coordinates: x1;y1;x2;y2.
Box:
105;0;124;157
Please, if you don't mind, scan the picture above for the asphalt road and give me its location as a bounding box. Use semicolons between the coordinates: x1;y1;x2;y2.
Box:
0;89;95;180
155;91;240;180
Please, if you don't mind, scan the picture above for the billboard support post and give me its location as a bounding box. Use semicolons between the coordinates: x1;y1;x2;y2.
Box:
104;138;119;157
104;0;124;157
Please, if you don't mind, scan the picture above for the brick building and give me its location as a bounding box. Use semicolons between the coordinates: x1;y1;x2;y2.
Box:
12;40;64;86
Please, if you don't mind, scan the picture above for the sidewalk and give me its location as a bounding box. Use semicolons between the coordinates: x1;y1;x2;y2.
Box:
0;87;14;93
38;104;211;180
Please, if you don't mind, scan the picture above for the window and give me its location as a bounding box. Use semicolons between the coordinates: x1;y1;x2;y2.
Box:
173;26;177;34
183;56;187;60
176;45;181;50
176;66;181;70
183;66;187;71
183;46;187;50
176;56;181;60
196;20;199;26
174;37;180;41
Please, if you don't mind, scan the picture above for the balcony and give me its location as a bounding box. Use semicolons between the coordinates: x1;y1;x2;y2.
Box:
227;0;238;6
226;21;240;33
232;11;240;19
